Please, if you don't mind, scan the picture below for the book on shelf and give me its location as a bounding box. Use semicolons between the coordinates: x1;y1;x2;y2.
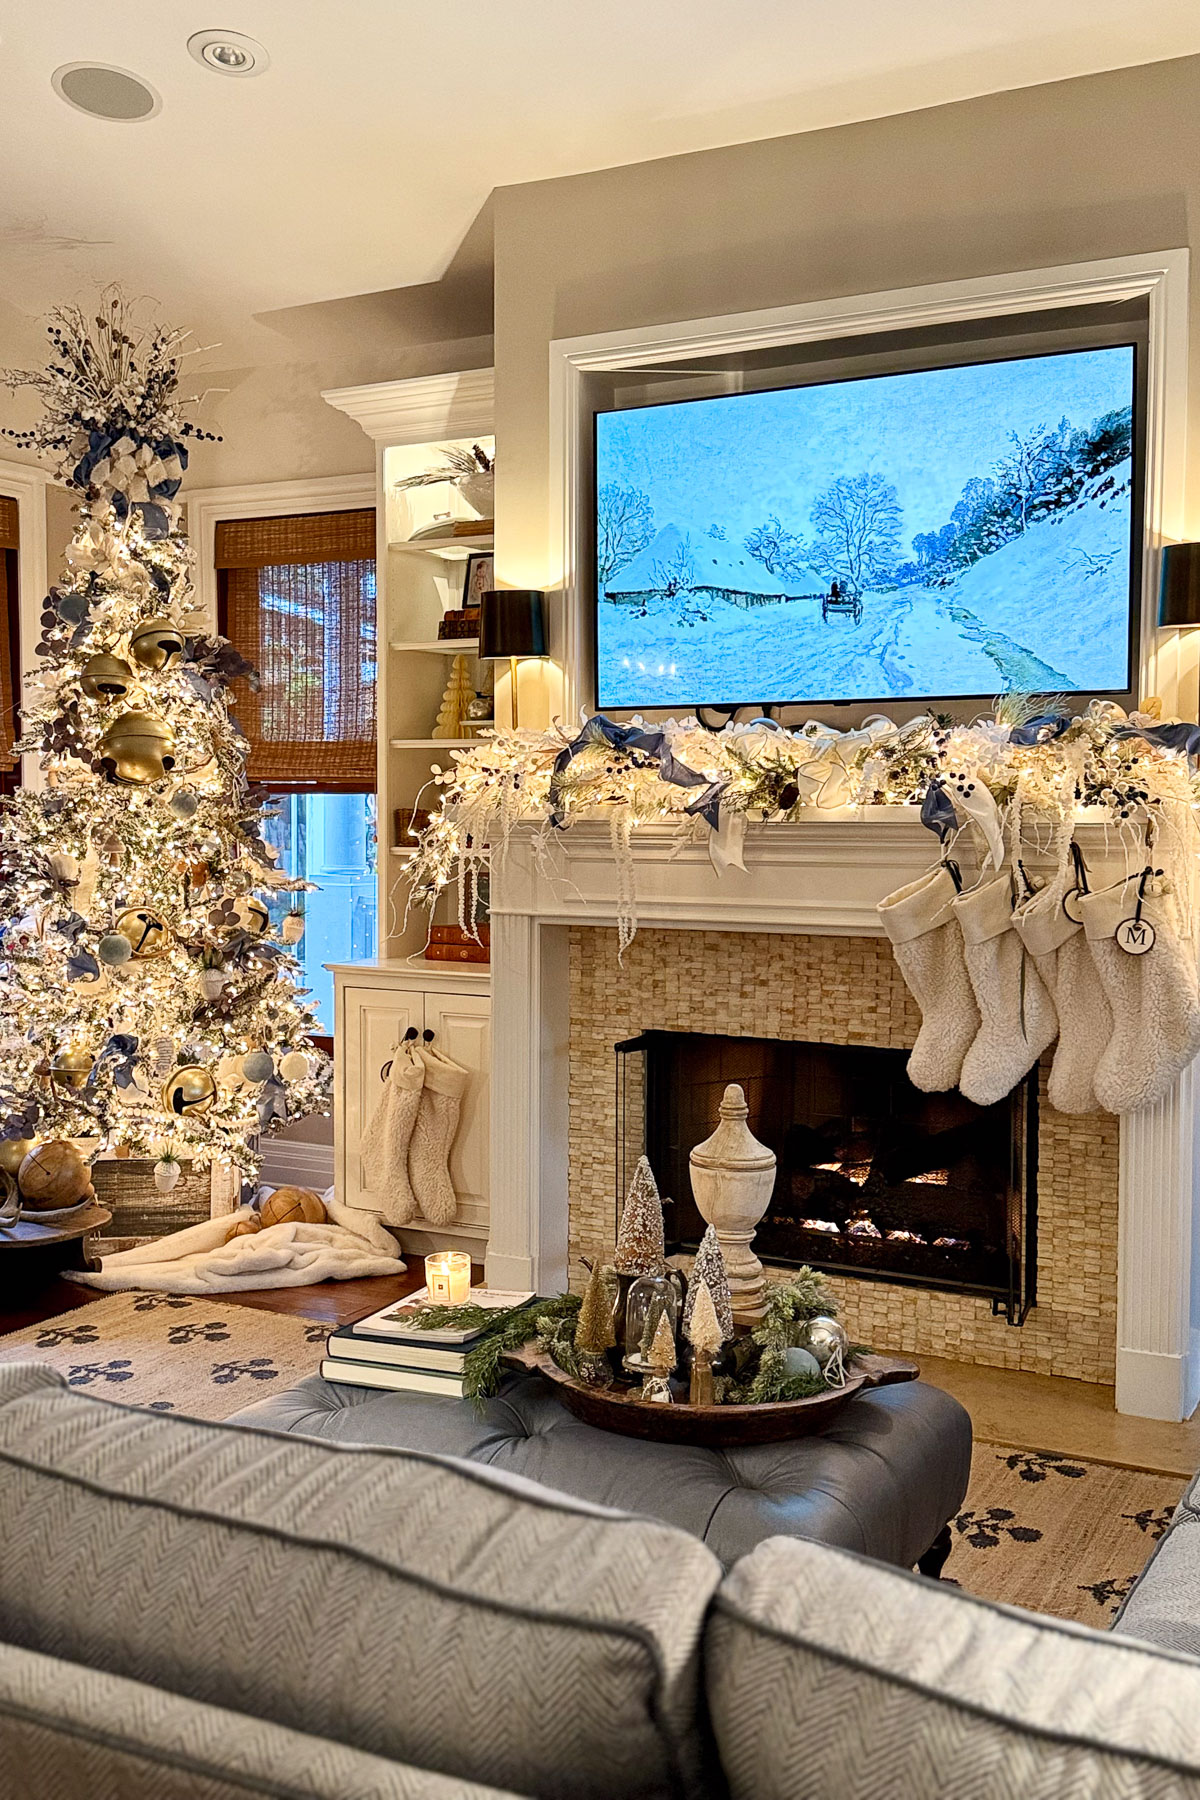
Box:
325;1325;469;1374
320;1358;468;1397
348;1285;535;1344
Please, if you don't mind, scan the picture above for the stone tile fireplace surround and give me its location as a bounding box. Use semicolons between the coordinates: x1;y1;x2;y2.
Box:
484;815;1200;1421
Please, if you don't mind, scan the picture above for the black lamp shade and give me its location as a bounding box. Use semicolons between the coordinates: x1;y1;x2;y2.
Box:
1159;544;1200;629
478;589;547;659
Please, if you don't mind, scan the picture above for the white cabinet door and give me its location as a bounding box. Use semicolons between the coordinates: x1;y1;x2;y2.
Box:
342;986;424;1212
423;991;491;1236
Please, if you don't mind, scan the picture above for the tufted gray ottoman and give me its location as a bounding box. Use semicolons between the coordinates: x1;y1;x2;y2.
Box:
231;1368;971;1570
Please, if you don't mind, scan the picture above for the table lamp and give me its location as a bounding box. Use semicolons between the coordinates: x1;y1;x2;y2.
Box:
1159;544;1200;722
479;589;546;729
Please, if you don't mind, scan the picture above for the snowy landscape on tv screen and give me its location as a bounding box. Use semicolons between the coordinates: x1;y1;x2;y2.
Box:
594;346;1136;708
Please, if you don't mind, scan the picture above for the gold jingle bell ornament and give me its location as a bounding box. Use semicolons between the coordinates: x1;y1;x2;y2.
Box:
18;1140;94;1210
113;907;171;959
129;616;185;672
232;896;270;937
102;710;176;784
0;1137;34;1177
80;653;134;700
51;1047;94;1090
162;1065;218;1118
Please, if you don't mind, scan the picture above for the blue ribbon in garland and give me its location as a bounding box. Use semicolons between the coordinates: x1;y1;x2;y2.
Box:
1114;721;1200;762
71;429;188;541
920;778;959;843
549;715;726;830
1008;713;1071;746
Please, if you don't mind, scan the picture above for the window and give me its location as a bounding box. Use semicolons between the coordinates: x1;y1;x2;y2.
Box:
216;509;378;1034
0;496;20;794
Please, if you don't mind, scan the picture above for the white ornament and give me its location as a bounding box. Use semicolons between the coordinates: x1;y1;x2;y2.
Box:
217;1054;246;1092
47;850;80;885
279;1050;309;1082
154;1161;181;1193
281;911;305;944
151;1035;176;1079
688;1082;775;1325
198;968;225;1001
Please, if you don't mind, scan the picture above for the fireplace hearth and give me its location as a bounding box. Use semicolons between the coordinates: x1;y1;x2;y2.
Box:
616;1030;1036;1323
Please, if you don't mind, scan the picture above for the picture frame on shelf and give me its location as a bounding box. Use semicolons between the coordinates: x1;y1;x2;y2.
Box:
462;552;494;611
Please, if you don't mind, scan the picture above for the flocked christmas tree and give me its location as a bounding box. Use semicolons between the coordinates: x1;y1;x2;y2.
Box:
613;1155;665;1275
0;291;330;1191
681;1224;733;1340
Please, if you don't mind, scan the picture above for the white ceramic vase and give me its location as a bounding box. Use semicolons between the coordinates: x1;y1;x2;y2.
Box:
457;471;494;518
688;1082;775;1324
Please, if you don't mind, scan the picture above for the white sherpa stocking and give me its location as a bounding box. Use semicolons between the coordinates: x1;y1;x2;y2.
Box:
408;1043;471;1225
877;865;980;1092
1080;872;1200;1114
954;872;1058;1107
1014;889;1112;1115
360;1040;424;1224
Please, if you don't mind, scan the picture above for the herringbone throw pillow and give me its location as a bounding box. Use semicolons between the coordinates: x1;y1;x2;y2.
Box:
0;1364;721;1800
708;1535;1200;1799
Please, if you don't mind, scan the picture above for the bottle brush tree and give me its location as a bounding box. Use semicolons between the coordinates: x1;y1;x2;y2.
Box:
614;1154;665;1275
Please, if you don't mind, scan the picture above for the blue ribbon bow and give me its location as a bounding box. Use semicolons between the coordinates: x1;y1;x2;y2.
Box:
920;778;959;843
1114;721;1200;762
549;715;726;830
1009;713;1070;746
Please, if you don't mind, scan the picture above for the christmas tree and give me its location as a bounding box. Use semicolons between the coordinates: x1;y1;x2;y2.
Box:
682;1224;734;1339
576;1260;617;1356
0;291;329;1187
433;654;473;740
614;1155;665;1275
686;1276;723;1406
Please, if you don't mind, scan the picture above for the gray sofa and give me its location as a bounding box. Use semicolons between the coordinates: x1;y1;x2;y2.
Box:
2;1359;1200;1799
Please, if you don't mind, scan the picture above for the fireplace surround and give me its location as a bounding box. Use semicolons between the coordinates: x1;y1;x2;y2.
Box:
485;813;1199;1420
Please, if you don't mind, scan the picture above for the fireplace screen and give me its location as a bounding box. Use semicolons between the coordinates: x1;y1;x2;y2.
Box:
614;1031;1036;1323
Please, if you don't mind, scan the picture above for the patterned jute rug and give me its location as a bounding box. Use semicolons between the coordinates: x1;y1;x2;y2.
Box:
0;1291;327;1420
949;1442;1185;1626
0;1295;1186;1626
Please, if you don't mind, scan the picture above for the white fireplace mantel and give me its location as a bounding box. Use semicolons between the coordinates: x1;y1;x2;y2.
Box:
484;813;1200;1422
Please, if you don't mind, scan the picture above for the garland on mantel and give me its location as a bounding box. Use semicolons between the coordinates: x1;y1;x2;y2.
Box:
402;696;1200;948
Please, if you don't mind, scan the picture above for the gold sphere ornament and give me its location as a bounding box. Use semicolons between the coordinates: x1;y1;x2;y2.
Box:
113;907;171;959
228;1213;262;1238
101;710;176;785
232;896;270;937
161;1065;218;1118
0;1137;34;1177
278;1051;310;1083
18;1140;94;1210
258;1185;326;1228
80;653;134;700
51;1047;94;1090
128;616;185;672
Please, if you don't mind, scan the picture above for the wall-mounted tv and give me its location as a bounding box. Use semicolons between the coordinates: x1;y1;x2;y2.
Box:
593;344;1137;710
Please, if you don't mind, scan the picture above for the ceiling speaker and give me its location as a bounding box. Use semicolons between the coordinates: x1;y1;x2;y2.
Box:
52;63;161;122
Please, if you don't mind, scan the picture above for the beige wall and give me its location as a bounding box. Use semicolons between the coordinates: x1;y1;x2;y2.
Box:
492;52;1200;726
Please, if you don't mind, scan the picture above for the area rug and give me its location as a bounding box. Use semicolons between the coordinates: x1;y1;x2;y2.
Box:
0;1292;328;1420
949;1441;1186;1626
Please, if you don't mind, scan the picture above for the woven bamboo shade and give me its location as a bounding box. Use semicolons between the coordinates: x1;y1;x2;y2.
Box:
216;510;376;788
0;497;19;770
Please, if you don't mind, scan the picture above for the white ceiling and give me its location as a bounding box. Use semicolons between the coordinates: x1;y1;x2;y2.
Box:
0;0;1197;358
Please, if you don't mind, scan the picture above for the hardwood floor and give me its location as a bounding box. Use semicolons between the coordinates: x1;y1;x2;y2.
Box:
4;1268;1198;1479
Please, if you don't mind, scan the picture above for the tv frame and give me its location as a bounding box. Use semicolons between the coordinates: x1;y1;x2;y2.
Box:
590;339;1143;714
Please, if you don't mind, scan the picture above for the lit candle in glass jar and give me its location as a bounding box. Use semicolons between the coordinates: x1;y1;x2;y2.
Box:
425;1249;471;1305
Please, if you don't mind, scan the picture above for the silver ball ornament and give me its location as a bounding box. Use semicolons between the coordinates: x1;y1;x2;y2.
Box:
804;1316;849;1369
168;789;199;821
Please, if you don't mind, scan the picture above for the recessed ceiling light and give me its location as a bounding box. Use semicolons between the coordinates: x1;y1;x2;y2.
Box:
187;29;270;77
51;62;161;122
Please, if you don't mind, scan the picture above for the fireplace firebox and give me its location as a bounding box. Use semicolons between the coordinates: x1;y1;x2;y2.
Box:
615;1031;1036;1323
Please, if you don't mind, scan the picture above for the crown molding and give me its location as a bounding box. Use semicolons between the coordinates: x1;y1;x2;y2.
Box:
322;368;494;446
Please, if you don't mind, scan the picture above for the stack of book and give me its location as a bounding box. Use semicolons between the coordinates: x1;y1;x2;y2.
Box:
320;1286;534;1397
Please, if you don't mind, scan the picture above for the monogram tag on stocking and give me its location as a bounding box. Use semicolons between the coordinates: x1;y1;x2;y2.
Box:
1116;916;1156;955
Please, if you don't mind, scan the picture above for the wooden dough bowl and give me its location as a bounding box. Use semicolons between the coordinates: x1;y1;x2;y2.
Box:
503;1343;919;1447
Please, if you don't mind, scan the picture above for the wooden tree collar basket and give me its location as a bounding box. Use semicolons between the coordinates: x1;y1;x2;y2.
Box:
504;1343;919;1447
